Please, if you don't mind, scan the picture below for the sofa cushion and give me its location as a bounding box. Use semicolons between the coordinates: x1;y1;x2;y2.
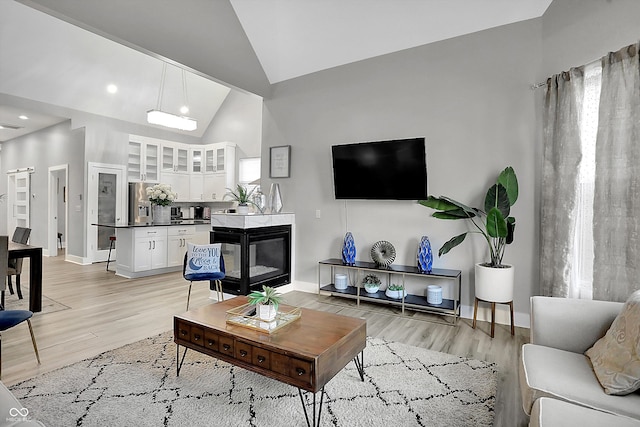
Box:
585;290;640;395
530;397;640;427
520;343;640;418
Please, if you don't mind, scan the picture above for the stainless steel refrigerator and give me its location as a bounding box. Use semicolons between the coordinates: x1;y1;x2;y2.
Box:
128;182;153;224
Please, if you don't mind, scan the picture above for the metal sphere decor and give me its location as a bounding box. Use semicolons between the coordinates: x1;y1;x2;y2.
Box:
370;240;396;267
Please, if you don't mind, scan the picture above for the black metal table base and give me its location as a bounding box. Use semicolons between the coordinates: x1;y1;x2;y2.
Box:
176;346;365;426
297;353;364;427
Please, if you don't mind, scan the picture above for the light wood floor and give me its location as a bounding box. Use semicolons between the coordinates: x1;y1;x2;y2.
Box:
2;253;530;426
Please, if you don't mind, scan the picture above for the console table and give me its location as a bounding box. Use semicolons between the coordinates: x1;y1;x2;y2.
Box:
318;258;462;323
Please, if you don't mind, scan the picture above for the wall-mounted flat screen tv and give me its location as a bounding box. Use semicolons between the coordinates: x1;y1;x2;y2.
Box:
331;137;427;200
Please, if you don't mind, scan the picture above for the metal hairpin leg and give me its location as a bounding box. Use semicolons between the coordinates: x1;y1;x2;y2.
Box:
298;387;325;427
353;351;364;381
176;344;189;376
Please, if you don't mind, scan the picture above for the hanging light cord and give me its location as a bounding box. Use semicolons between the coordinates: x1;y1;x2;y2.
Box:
182;69;189;113
156;62;167;111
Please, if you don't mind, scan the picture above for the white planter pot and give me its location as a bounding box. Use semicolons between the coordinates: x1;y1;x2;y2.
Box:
474;263;514;303
364;283;380;294
257;304;277;321
237;204;250;215
385;288;406;299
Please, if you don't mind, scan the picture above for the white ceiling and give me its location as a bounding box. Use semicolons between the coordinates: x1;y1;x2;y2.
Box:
230;0;553;83
0;0;552;142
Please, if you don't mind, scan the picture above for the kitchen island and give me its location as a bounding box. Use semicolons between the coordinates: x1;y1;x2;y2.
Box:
93;220;211;278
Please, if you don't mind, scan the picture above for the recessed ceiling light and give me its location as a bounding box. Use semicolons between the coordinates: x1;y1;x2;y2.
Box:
18;115;29;120
106;84;118;94
180;105;189;114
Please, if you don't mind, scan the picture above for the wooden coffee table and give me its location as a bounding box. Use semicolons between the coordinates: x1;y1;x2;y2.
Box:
174;297;366;427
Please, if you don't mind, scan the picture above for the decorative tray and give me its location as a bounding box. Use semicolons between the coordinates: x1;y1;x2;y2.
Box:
226;303;302;334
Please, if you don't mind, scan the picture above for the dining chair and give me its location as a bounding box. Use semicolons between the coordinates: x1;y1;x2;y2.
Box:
7;227;31;300
0;305;41;379
183;243;225;311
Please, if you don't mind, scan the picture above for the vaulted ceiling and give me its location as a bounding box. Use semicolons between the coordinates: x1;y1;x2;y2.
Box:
0;0;552;142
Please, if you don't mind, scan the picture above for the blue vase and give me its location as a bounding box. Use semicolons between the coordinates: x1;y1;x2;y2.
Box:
342;232;356;266
417;236;433;273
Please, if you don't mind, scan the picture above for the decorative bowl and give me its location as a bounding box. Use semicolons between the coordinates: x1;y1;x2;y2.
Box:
364;283;380;294
385;288;407;299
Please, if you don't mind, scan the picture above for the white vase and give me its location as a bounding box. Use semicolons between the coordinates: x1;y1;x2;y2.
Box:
474;263;515;303
152;205;171;224
258;304;277;321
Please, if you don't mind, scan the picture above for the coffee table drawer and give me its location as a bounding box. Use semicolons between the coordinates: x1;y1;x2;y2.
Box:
235;341;252;362
190;325;205;347
176;322;190;342
219;335;234;356
271;353;313;387
252;347;271;370
204;330;220;352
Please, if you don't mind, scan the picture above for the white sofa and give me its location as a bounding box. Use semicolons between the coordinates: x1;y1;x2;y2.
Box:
519;296;640;423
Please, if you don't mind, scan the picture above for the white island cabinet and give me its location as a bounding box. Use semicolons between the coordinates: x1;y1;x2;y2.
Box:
113;223;209;278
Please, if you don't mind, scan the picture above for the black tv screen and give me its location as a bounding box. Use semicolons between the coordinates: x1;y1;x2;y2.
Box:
331;137;428;200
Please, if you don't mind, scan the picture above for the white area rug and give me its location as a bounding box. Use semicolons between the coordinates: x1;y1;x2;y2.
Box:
10;331;497;426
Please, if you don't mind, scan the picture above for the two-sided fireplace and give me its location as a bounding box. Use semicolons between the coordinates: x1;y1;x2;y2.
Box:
210;224;292;295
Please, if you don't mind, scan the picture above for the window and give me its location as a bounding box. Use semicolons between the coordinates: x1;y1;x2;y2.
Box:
571;63;601;299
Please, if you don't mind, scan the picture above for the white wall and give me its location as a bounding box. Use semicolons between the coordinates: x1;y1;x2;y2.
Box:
0;121;85;254
262;19;542;324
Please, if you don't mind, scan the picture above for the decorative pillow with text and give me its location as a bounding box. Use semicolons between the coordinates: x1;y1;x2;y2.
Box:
585;289;640;395
184;243;224;280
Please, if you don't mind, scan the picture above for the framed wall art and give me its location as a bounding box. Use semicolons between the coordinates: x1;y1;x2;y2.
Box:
269;145;291;178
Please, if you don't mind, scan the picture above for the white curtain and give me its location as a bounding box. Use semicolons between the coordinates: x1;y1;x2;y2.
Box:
540;69;585;297
592;43;640;302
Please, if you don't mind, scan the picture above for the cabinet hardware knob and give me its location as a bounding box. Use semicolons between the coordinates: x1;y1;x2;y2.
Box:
193;334;201;341
257;356;266;363
296;368;306;376
240;350;247;357
180;329;188;336
223;344;231;351
207;339;215;346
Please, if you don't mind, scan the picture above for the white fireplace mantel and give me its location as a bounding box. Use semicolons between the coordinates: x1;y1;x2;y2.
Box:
210;213;295;229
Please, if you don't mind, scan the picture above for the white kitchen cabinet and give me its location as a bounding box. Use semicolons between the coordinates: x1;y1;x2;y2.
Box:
203;173;227;201
202;142;236;201
163;171;190;202
133;227;167;271
190;148;203;173
128;136;160;182
167;226;196;267
162;143;189;173
190;174;205;201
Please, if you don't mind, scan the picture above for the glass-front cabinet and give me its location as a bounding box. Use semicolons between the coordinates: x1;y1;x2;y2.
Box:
162;144;188;173
128;136;160;182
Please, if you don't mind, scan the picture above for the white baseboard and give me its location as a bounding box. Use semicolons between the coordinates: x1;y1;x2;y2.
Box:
290;279;531;328
65;254;91;265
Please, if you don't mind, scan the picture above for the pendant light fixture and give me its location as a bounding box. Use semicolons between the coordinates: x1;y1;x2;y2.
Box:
147;63;197;131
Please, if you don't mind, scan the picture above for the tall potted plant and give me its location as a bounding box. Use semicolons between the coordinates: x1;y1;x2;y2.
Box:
419;166;518;303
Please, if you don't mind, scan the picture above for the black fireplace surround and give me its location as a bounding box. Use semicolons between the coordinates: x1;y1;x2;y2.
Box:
210;225;292;295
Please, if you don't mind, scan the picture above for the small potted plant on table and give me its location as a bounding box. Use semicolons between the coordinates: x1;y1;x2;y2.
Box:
362;274;381;294
248;285;283;321
225;184;258;215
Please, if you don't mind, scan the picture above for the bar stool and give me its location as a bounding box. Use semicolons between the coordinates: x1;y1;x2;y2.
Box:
106;235;116;272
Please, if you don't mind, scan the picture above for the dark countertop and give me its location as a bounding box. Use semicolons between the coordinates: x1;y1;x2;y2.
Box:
92;220;211;228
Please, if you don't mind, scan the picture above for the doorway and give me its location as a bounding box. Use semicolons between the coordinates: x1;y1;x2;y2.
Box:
48;165;68;257
6;169;32;238
87;163;126;263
